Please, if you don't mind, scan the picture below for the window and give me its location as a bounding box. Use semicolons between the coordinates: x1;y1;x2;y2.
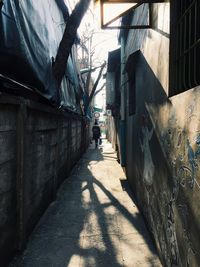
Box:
170;0;200;96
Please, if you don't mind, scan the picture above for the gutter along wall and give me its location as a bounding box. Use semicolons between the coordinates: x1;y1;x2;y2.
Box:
112;3;200;266
0;94;90;266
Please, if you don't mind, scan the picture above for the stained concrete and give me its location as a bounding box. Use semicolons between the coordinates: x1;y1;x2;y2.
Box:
10;141;162;267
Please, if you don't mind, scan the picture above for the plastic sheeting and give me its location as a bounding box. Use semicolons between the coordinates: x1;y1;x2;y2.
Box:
0;0;82;112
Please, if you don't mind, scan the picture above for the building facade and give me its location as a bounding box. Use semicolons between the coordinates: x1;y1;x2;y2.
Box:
107;2;200;266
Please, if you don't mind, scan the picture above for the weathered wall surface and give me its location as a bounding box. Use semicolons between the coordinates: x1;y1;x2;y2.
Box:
106;115;117;149
0;104;17;266
0;94;90;266
123;3;200;267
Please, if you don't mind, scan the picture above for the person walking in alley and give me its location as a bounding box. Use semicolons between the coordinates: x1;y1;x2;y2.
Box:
92;120;101;148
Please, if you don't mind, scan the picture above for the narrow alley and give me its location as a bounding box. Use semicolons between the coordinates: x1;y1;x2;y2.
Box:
10;141;161;267
2;1;200;266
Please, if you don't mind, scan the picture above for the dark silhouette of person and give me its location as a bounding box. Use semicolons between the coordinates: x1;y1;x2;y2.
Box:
92;120;101;148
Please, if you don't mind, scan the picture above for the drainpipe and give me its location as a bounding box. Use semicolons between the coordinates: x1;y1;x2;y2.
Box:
119;34;126;167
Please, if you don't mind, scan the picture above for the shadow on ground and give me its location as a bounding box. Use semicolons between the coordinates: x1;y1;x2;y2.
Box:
10;141;161;267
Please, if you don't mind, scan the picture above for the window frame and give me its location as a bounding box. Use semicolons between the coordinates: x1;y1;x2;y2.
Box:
169;0;200;96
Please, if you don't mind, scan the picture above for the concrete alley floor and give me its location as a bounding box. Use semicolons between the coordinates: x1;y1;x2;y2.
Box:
10;140;162;267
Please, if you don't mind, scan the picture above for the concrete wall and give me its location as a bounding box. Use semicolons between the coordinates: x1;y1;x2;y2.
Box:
0;94;90;266
106;115;117;149
123;3;200;266
106;72;115;106
0;102;17;267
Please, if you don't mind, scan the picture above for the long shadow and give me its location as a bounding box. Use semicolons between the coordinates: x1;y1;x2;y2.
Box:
10;143;160;267
91;176;157;253
80;177;122;267
79;145;159;255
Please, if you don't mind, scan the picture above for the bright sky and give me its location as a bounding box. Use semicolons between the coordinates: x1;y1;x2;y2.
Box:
65;0;120;63
64;0;121;109
76;1;120;109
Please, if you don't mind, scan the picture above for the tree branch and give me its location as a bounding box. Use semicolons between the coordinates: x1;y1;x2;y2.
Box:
53;0;91;88
86;61;106;109
80;65;104;74
94;83;105;97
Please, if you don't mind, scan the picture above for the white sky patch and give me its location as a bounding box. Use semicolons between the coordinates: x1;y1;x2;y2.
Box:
64;0;120;109
64;0;77;12
64;0;119;63
103;3;137;25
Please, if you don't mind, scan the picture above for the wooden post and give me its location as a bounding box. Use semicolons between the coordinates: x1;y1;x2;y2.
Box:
68;117;72;170
53;117;61;199
81;117;86;153
16;100;27;250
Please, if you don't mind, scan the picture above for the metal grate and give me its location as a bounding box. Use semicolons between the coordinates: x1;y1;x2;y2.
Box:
172;0;200;95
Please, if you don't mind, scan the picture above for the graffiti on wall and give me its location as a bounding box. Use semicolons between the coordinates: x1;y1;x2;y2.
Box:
139;116;156;243
140;124;154;187
145;102;200;266
139;103;200;266
158;106;200;266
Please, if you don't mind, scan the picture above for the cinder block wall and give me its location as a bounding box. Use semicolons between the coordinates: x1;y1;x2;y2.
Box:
0;94;90;266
